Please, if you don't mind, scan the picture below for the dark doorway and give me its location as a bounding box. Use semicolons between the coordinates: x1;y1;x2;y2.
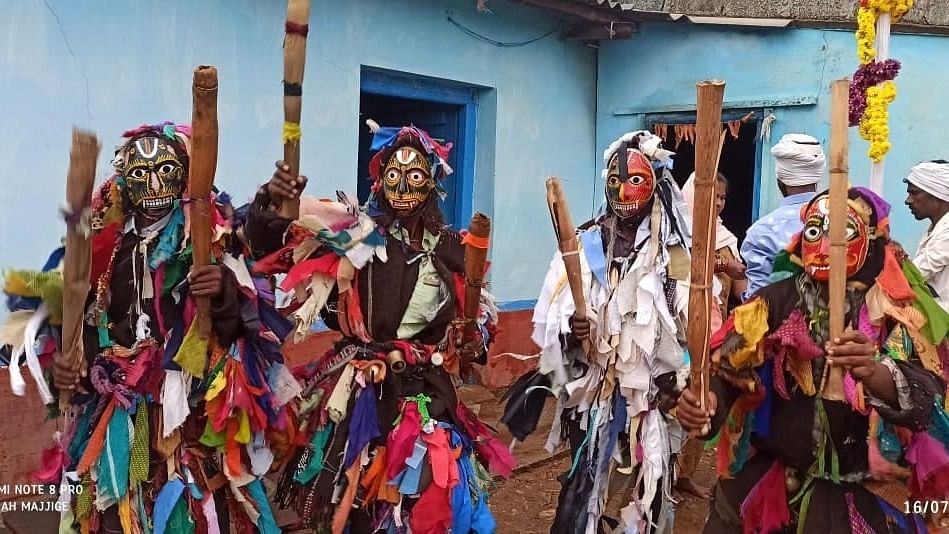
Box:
647;114;760;244
357;94;464;227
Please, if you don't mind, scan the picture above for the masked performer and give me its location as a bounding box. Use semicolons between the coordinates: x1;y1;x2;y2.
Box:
503;131;693;533
252;125;512;533
2;122;295;533
677;187;949;533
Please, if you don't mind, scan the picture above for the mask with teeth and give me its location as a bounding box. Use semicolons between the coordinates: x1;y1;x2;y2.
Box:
605;146;656;220
381;145;435;217
800;195;871;282
118;134;186;216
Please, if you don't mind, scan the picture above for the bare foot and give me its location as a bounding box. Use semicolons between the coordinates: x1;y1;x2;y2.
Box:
675;477;711;499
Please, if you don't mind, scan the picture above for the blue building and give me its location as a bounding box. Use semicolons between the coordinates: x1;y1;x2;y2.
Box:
1;0;946;315
592;0;949;254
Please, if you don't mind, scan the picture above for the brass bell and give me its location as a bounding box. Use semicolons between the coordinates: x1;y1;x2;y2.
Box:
784;468;801;493
386;350;407;373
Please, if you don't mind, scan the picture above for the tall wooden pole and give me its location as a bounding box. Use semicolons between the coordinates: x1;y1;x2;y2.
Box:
463;213;491;330
687;80;726;416
57;129;100;398
278;0;311;220
190;66;219;340
455;212;491;379
821;78;851;401
546;177;590;356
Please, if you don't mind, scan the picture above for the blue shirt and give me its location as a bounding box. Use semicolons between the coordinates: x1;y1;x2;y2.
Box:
740;192;815;300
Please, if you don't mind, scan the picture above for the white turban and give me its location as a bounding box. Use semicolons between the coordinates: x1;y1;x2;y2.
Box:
600;130;675;179
906;161;949;203
771;133;826;186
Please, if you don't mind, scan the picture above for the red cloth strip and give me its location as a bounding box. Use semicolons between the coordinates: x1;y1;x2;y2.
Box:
280;254;340;292
285;21;309;37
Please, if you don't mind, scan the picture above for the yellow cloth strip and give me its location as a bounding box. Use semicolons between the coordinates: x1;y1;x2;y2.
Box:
728;299;770;369
283;121;302;143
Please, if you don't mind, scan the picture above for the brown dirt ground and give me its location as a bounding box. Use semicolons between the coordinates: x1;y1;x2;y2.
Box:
490;449;717;534
0;385;717;534
473;383;717;534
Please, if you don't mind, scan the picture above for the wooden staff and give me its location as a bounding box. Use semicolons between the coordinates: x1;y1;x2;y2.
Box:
190;66;219;340
57;129;100;396
278;0;311;220
687;80;726;418
454;212;491;373
821;79;851;401
464;213;491;325
546;177;590;355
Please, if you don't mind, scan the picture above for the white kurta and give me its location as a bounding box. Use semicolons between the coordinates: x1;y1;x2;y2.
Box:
914;214;949;312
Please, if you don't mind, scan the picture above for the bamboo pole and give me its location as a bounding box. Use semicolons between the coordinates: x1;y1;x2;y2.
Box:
190;66;219;340
687;80;726;417
821;78;851;401
278;0;311;220
57;129;100;397
546;177;590;356
463;213;491;327
455;212;491;377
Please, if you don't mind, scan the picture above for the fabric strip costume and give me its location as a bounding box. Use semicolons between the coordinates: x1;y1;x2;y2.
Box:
246;124;514;533
503;130;695;533
2;122;296;533
704;186;949;533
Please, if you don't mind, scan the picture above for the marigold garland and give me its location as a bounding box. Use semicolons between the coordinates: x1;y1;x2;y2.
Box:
859;81;897;162
849;0;913;163
857;8;877;64
862;0;914;20
849;59;900;126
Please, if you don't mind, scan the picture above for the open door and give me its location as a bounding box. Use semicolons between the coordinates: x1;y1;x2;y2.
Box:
357;93;463;226
647;111;762;244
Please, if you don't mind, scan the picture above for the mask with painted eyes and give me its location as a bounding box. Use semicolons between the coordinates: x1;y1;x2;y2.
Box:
605;147;656;219
382;146;435;217
120;135;185;215
800;196;871;282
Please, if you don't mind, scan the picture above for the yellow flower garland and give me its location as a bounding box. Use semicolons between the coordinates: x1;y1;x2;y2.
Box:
865;0;914;20
853;0;913;162
856;7;877;64
859;81;897;162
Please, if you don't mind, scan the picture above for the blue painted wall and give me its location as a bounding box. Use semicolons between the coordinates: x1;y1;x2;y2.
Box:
16;6;939;309
598;22;946;253
0;0;597;304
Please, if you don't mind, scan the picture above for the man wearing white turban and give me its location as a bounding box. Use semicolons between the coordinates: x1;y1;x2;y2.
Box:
740;133;825;299
905;160;949;310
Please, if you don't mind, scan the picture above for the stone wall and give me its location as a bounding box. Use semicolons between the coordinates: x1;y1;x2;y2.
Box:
594;0;949;27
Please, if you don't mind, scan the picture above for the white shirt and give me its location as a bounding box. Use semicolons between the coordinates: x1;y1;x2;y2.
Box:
123;211;172;236
914;214;949;311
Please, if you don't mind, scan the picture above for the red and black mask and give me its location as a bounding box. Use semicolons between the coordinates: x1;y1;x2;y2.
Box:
799;195;872;282
605;144;656;219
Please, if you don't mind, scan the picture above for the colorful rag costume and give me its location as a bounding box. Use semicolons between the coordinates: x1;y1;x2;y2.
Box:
705;186;949;533
250;125;513;533
2;122;295;533
503;131;694;533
